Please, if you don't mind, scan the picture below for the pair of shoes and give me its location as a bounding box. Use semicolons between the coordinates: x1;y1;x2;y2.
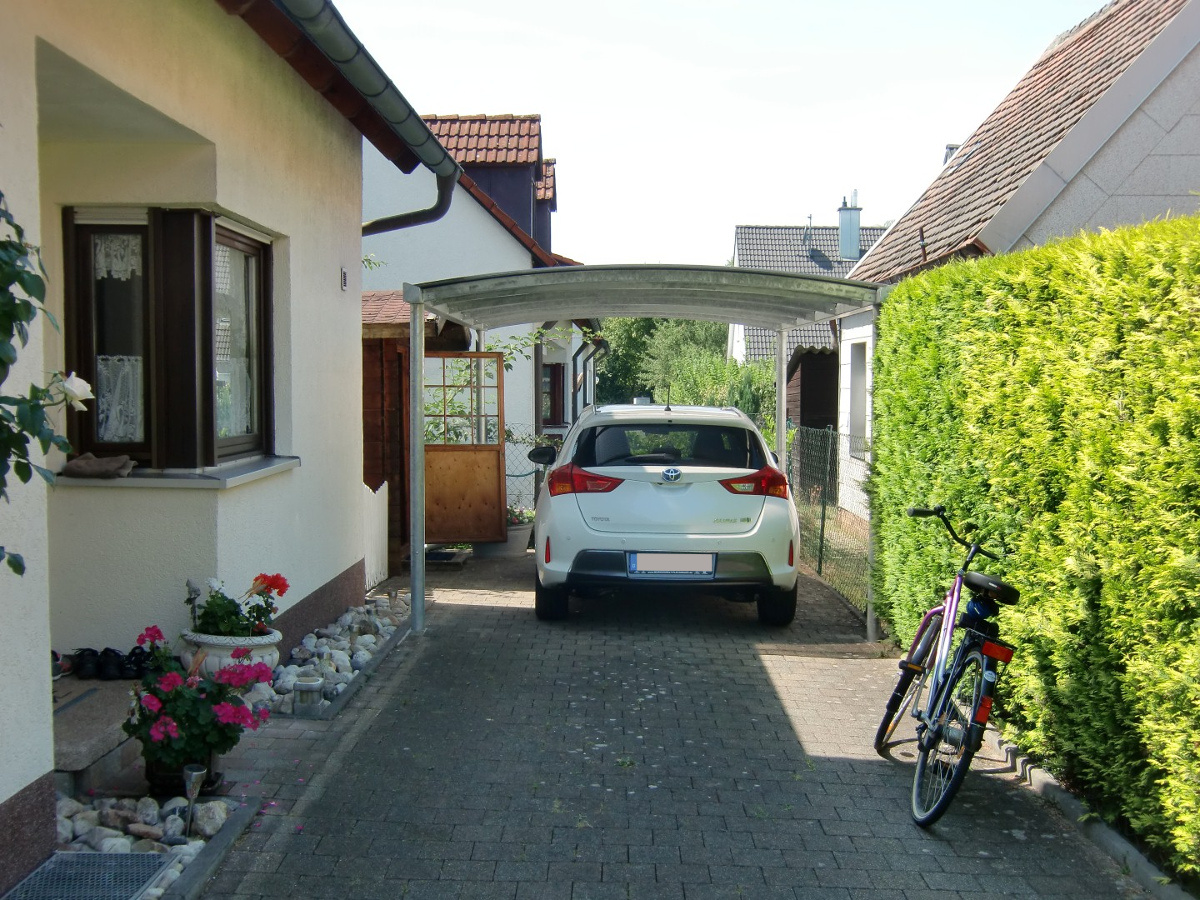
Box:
126;645;150;679
98;647;127;680
74;648;99;679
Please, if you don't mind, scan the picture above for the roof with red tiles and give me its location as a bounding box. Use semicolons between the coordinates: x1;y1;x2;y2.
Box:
425;114;542;166
362;289;421;325
539;158;556;204
850;0;1191;284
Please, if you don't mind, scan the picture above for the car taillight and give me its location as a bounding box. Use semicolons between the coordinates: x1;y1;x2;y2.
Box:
719;466;789;498
547;463;624;496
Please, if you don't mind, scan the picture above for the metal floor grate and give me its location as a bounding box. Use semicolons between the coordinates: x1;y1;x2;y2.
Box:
3;853;171;900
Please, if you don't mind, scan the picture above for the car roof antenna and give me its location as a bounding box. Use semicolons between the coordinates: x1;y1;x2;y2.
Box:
664;387;671;413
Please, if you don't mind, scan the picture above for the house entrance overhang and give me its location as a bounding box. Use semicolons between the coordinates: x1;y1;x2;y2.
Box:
402;264;884;632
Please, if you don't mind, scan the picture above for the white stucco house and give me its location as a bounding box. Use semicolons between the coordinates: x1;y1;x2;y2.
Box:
362;115;599;531
0;0;459;890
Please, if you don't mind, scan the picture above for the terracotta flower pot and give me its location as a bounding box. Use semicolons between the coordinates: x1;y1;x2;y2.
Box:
179;628;282;677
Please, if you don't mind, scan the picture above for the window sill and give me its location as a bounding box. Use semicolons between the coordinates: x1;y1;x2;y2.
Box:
53;455;300;490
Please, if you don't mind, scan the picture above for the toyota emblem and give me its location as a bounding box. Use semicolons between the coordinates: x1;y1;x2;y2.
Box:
662;467;682;482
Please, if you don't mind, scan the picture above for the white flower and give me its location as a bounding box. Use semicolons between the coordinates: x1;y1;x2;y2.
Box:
207;578;224;594
60;372;94;411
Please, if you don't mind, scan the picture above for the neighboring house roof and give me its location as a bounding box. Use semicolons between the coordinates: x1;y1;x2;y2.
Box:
421;114;568;269
362;290;422;325
850;0;1195;283
733;223;884;360
426;113;541;165
735;225;886;278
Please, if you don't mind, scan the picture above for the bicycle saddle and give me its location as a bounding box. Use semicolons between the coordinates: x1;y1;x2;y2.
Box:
964;570;1020;605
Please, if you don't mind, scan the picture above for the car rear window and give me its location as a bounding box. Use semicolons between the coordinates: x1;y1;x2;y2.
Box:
573;423;765;469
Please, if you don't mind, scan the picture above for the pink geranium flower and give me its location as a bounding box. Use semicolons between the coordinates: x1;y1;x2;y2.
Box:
137;625;165;646
149;717;180;743
157;671;185;693
140;694;163;713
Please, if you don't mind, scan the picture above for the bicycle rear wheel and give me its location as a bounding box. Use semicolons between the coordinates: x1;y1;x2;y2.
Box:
875;612;941;753
911;646;987;826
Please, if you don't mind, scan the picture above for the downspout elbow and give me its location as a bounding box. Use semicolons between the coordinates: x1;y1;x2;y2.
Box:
362;172;459;236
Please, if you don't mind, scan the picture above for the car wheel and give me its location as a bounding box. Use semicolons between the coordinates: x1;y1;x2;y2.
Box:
757;581;797;627
535;574;569;621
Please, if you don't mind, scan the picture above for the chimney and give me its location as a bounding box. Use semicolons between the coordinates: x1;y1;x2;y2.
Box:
838;190;861;261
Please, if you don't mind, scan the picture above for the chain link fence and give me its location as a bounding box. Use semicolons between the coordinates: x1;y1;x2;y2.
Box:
787;426;871;613
503;423;545;513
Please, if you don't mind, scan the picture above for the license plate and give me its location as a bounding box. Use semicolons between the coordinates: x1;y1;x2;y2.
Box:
628;552;715;577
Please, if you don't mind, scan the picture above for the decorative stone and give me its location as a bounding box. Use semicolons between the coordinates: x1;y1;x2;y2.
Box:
73;809;99;838
351;650;371;671
137;796;161;825
329;649;352;673
163;814;185;838
84;826;124;850
193;801;228;838
98;836;133;853
100;806;139;830
161;797;189;817
128;822;165;840
131;838;168;853
57;797;86;818
57;816;74;844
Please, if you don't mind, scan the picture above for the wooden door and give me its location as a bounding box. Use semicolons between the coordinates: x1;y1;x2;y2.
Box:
422;352;507;543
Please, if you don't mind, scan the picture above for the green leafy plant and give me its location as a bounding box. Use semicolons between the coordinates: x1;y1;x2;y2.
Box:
870;215;1200;879
185;573;289;637
0;188;93;575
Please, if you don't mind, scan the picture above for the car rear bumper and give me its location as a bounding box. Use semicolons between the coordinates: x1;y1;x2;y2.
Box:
557;549;793;591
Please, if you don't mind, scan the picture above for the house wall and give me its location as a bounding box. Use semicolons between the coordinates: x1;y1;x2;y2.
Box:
464;166;537;239
0;18;57;890
1014;41;1200;250
838;309;875;519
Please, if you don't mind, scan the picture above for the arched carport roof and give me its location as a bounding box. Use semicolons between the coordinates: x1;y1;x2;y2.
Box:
403;264;884;633
412;264;882;331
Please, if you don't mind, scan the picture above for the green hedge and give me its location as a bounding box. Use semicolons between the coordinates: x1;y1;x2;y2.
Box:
870;216;1200;878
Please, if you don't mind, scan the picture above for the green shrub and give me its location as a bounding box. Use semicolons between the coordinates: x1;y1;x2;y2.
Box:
870;217;1200;877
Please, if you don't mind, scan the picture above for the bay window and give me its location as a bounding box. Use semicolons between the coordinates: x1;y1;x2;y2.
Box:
64;208;272;469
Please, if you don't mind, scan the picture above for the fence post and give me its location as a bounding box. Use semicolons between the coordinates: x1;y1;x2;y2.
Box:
817;425;833;575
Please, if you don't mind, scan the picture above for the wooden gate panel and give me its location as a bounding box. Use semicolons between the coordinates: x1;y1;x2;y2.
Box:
425;448;505;543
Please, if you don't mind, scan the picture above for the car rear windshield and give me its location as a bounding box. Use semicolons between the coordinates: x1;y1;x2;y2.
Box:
573;423;766;469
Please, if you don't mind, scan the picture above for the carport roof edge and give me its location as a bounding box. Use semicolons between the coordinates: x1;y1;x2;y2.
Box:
413;264;883;330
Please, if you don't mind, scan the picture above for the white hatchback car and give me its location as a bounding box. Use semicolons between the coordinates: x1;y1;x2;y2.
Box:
526;404;801;625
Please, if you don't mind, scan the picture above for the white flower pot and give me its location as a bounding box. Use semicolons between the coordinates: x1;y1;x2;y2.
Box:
473;523;534;559
180;628;283;678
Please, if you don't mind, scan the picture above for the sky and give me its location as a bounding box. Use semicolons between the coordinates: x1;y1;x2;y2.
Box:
336;0;1107;267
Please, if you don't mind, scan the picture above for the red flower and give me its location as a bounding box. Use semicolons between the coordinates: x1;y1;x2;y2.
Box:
231;647;250;660
252;573;289;597
140;694;163;713
137;625;165;646
149;717;180;743
157;671;185;693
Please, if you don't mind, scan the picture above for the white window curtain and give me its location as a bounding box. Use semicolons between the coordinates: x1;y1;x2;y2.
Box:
92;235;142;282
96;355;144;443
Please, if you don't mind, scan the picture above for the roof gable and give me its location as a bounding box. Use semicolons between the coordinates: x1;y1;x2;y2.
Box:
851;0;1192;284
424;114;542;166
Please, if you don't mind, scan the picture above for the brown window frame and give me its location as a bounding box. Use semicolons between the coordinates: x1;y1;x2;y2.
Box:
64;208;273;470
541;362;565;427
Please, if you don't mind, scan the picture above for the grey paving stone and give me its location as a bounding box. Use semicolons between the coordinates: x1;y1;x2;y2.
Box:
204;560;1151;900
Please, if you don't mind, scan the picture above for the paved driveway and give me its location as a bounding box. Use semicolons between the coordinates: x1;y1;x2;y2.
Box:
203;555;1147;899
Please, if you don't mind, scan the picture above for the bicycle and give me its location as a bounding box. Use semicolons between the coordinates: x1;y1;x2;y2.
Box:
874;505;1021;826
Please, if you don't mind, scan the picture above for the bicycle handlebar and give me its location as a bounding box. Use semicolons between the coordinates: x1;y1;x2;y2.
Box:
907;505;1000;561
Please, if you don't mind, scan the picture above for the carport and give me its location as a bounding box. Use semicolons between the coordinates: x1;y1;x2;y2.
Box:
404;263;883;633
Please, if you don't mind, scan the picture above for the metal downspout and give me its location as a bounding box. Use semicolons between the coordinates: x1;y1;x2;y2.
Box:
775;328;787;466
363;173;458;236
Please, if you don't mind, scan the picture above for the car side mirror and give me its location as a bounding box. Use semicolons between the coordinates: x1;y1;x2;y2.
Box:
527;445;557;466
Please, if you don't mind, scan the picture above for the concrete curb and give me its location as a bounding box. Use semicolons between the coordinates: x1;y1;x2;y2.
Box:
163;797;257;900
986;731;1191;900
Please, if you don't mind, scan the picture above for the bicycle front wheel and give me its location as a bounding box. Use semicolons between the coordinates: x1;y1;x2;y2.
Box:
875;612;941;753
911;646;987;826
